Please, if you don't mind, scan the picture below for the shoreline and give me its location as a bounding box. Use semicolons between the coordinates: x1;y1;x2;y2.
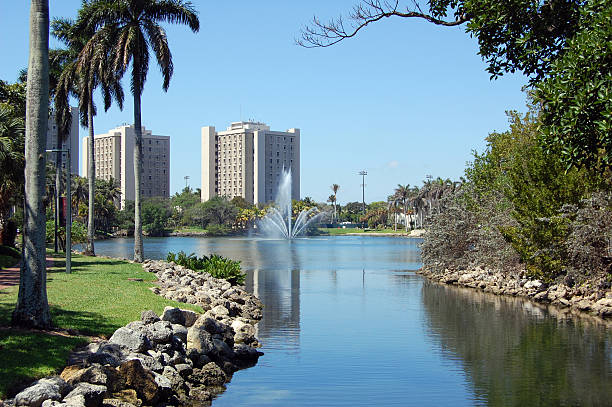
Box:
416;267;612;327
4;257;264;406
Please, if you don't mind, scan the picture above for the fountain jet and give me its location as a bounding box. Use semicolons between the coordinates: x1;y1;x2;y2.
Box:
258;170;321;239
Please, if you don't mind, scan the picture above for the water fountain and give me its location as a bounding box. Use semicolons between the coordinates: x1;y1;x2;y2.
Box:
258;169;322;239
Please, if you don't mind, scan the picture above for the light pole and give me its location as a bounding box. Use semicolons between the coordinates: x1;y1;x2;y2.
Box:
46;149;71;274
184;175;190;189
359;170;367;228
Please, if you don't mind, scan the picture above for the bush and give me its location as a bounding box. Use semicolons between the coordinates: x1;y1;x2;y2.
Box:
167;251;245;285
206;224;229;236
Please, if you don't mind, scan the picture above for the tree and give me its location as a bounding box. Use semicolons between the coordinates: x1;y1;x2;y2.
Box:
54;16;124;256
537;0;612;171
201;196;238;228
298;0;583;83
0;106;25;245
330;184;340;223
394;184;410;232
77;0;199;262
327;194;337;222
12;0;52;329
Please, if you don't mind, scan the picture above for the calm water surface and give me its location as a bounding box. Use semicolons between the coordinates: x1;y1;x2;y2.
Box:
91;236;612;406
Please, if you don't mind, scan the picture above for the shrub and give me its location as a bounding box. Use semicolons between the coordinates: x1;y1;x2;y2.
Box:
206;223;229;236
167;251;245;285
1;218;18;247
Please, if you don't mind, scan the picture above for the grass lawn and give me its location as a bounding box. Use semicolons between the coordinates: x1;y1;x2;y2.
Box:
173;226;207;233
0;252;201;399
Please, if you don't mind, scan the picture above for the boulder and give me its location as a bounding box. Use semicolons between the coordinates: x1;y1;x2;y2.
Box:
117;360;159;405
170;325;188;343
15;377;69;407
188;363;227;386
186;326;214;354
108;389;139;406
109;328;149;353
160;307;185;325
87;344;126;367
63;383;107;407
147;321;173;344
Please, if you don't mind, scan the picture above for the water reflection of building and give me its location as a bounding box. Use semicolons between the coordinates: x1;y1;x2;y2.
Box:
241;240;302;351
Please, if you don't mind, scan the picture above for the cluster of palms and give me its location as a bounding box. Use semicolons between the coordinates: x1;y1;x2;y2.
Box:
388;178;461;231
13;0;199;329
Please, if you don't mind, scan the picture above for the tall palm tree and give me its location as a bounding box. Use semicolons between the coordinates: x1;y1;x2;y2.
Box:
71;175;88;216
327;194;336;223
330;184;339;223
54;17;124;256
76;0;199;262
387;194;400;232
12;0;52;329
394;184;411;232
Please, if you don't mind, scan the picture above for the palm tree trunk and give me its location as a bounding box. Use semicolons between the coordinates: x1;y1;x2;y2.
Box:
133;88;144;262
12;0;51;329
84;97;95;255
54;151;62;252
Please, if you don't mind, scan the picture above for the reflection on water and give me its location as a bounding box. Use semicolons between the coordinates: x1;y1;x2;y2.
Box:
89;236;611;406
421;281;612;406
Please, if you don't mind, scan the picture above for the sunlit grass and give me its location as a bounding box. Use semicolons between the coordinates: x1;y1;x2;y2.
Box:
0;252;201;399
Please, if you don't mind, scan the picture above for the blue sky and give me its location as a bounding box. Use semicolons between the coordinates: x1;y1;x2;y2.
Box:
0;1;527;204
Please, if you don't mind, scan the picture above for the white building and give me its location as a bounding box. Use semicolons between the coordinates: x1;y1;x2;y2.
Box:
201;121;300;205
82;124;170;209
47;107;79;174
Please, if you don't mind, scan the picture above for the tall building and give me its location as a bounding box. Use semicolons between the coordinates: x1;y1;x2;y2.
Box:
201;121;300;205
47;106;79;174
82;124;170;209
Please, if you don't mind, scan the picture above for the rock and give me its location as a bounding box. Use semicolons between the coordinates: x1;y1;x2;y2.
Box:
161;307;185;325
524;280;542;290
125;354;163;373
181;310;198;328
210;305;229;318
108;389;139;406
63;383;107;407
533;291;549;302
87;344;125;367
575;299;592;311
15;377;69;407
117;360;159;405
210;338;235;360
61;394;86;406
170;325;188;343
109;328;149;353
174;364;193;378
60;365;120;389
188;385;211;402
458;273;475;284
188;363;227;386
233;344;264;365
186;326;214;354
101;399;137;407
147;321;173;344
195;316;227;335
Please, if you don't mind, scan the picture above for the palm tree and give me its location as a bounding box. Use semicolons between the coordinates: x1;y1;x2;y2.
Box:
330;183;339;223
54;17;124;256
71;175;88;216
327;194;336;223
394;184;411;232
387;194;400;232
12;0;52;329
76;0;199;262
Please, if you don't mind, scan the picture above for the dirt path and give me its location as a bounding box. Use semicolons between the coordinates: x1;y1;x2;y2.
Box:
0;257;57;291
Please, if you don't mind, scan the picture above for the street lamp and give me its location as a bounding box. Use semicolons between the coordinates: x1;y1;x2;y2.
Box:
46;149;71;274
358;170;367;228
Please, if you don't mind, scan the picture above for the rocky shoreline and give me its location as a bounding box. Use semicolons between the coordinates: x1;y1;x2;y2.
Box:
417;267;612;325
3;260;264;407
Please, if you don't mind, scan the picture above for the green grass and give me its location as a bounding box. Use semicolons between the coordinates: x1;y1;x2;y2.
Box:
0;253;202;399
173;226;207;233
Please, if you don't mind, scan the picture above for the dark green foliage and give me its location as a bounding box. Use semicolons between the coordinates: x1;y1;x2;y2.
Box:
206;223;230;236
167;251;245;285
142;198;171;237
1;219;18;247
200;196;238;228
537;0;612;170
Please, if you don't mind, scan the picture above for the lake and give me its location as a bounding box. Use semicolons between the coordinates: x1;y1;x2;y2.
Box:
89;236;612;406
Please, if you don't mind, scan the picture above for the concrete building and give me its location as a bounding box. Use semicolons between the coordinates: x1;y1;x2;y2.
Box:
83;124;170;209
201;121;300;205
47;107;79;174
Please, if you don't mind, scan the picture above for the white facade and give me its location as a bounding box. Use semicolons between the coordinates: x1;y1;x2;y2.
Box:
47;107;79;174
201;121;300;205
83;125;170;209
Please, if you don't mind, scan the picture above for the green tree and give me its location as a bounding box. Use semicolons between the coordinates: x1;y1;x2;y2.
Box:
13;0;52;329
330;183;340;223
76;0;200;262
201;196;238;228
142;197;171;236
53;16;124;256
537;0;612;171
